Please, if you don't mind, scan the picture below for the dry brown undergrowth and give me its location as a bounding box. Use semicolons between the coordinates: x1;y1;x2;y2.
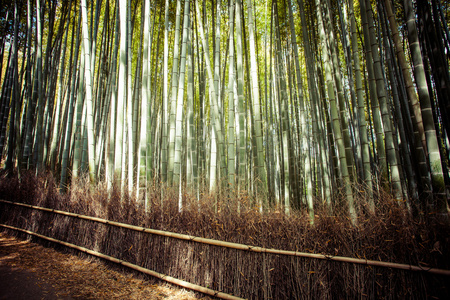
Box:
0;171;449;299
0;232;207;300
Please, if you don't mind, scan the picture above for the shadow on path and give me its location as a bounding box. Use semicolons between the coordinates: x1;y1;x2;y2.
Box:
0;234;72;300
0;232;202;300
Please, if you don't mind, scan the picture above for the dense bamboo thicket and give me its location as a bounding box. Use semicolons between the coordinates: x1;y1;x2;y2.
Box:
0;172;449;299
1;0;450;297
1;0;450;220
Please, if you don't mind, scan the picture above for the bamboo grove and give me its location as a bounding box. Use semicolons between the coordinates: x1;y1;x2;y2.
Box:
1;0;449;222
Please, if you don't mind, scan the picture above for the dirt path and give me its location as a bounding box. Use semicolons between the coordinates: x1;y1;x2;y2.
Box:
0;262;68;300
0;232;206;299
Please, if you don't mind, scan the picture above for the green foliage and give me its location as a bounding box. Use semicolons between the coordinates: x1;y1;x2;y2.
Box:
1;0;450;221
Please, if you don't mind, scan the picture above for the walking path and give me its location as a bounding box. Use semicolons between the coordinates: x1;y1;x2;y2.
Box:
0;232;205;299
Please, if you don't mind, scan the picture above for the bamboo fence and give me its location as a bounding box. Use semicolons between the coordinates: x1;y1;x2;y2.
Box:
0;223;244;300
1;199;449;277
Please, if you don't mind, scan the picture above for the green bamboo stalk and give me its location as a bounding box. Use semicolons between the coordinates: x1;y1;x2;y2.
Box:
138;0;151;204
288;0;313;220
402;0;446;202
273;0;291;212
362;0;403;199
247;0;266;192
168;0;183;185
34;0;44;172
186;19;197;193
60;10;82;191
50;2;71;172
106;4;120;190
126;0;134;193
235;0;246;193
359;0;387;185
348;0;374;209
195;0;226;194
114;0;127;190
174;0;190;206
227;0;236;189
161;0;170;183
81;0;97;184
317;0;356;223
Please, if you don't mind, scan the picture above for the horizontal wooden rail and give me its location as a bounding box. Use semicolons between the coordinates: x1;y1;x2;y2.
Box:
1;199;450;276
0;223;245;300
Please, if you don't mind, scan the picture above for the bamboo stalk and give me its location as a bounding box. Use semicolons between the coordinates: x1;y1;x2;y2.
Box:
0;223;245;300
1;199;449;276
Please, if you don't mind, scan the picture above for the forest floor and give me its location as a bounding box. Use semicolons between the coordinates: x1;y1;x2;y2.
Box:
0;232;208;300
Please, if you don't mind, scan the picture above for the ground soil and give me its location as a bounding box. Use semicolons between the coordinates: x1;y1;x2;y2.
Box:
0;232;208;300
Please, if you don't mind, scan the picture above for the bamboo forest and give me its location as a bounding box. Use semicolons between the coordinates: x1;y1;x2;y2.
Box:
1;0;450;298
2;0;450;220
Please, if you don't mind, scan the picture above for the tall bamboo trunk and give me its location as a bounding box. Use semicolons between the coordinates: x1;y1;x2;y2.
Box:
402;0;447;210
317;0;356;223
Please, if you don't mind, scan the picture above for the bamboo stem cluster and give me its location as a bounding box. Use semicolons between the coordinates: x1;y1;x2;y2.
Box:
1;0;449;221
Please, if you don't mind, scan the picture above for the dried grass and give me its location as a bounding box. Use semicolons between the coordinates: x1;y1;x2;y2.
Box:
0;171;449;299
